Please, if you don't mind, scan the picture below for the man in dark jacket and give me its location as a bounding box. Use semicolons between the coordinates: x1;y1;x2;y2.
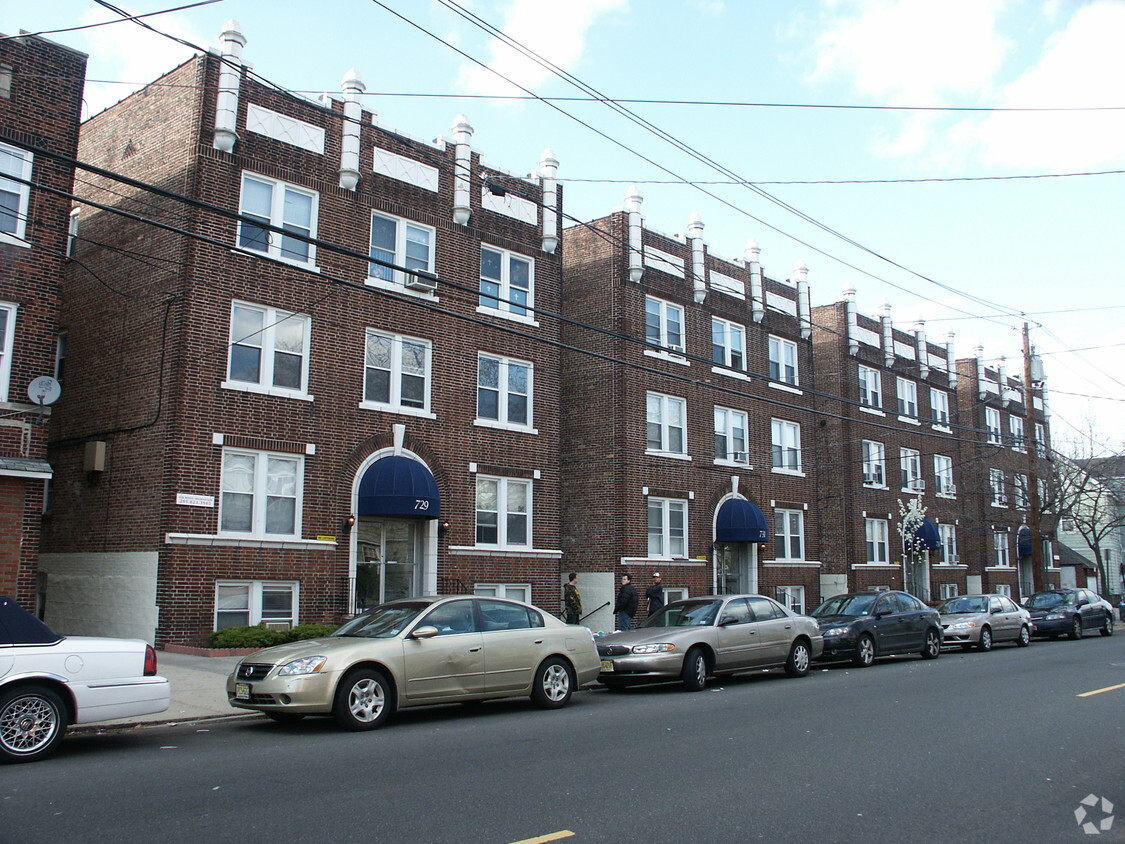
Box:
614;573;638;632
646;571;665;616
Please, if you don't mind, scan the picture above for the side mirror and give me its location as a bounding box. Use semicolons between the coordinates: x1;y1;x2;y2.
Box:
1076;600;1088;608
411;625;439;639
719;616;737;626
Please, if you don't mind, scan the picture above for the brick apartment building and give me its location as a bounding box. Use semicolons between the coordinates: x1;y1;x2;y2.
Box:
0;32;87;610
40;22;567;644
561;193;822;623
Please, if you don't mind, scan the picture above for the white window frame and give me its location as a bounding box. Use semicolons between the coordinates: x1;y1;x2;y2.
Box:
647;392;687;457
768;335;799;386
930;388;950;426
995;583;1012;598
986;407;1002;445
237;172;318;266
67;208;80;257
0;142;33;243
219;448;304;539
645;295;684;354
0;302;17;402
866;518;889;564
647;497;687;559
939;523;958;564
224;301;312;400
215;580;298;630
479;244;534;321
933;454;954;496
714;406;748;465
361;329;432;415
858;365;882;409
1035;423;1047;457
993;531;1011;567
776;586;805;615
900;447;922;492
476;353;534;431
368;210;436;291
896;377;918;417
1014;473;1029;508
474;583;531;603
862;440;886;486
475;475;531;549
712;317;746;372
1009;415;1025;452
939;583;959;600
771;418;802;474
990;469;1006;506
774;508;805;561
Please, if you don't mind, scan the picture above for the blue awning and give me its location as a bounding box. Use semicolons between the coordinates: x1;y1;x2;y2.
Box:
912;518;942;551
715;498;769;543
357;456;440;519
1017;526;1033;557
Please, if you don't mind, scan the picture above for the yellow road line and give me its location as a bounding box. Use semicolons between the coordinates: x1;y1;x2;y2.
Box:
510;832;575;844
1077;682;1125;698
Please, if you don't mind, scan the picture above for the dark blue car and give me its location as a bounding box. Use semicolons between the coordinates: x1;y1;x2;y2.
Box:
812;590;942;667
1024;588;1115;639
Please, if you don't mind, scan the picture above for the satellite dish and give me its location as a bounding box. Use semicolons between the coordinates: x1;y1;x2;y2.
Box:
27;376;61;406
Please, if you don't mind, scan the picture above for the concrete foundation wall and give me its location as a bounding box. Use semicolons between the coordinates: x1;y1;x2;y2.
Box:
39;552;159;642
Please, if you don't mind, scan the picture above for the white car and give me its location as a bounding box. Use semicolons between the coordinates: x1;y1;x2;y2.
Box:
0;596;170;763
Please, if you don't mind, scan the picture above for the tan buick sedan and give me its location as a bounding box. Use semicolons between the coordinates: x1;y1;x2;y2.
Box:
226;596;600;730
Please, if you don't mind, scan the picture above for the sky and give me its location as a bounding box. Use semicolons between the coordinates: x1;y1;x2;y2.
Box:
6;0;1125;454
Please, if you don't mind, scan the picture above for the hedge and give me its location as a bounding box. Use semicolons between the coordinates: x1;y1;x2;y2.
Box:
209;623;337;649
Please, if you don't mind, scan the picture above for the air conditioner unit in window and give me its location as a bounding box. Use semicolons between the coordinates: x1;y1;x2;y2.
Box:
405;270;439;292
912;479;925;492
952;554;960;563
997;494;1008;506
947;484;957;495
264;621;292;632
863;472;876;484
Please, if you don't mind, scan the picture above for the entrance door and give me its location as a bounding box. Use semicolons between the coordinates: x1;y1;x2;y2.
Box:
904;554;931;602
718;544;755;595
355;518;419;612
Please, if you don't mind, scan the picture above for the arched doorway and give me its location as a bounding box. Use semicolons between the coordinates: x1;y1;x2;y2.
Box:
713;494;769;595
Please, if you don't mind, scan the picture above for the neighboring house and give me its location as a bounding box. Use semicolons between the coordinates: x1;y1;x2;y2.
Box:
0;33;87;611
1058;456;1125;598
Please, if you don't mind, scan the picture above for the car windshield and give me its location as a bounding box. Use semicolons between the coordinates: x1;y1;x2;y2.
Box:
642;600;721;628
813;594;878;618
333;603;428;638
1025;592;1071;609
938;597;988;614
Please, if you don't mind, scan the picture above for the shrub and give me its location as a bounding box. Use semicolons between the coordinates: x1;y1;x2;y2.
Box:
282;624;336;643
209;625;284;649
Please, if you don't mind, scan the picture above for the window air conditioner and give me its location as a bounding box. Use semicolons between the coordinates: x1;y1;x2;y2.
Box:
913;479;926;492
405;270;439;292
863;472;876;484
264;621;292;632
952;554;960;563
998;494;1008;506
947;484;957;495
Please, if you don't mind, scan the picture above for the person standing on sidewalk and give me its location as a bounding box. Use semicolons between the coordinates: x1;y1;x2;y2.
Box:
614;573;638;633
646;571;665;616
563;572;582;624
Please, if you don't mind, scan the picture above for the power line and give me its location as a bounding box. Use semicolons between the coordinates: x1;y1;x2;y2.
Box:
1;0;222;41
558;170;1125;186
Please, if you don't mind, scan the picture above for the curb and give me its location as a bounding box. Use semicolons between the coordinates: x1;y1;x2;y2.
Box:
163;644;262;657
71;711;261;734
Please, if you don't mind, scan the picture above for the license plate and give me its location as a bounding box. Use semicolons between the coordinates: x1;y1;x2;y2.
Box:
600;660;614;673
235;683;251;700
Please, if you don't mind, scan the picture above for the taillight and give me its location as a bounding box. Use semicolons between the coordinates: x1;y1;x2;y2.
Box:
144;644;158;676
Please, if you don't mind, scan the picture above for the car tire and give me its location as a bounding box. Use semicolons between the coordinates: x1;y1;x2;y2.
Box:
852;634;875;668
531;657;574;709
681;647;708;691
784;640;811;678
264;711;306;724
1069;617;1082;640
1101;613;1115;637
977;626;993;652
921;628;941;659
0;684;67;764
1016;625;1031;647
332;668;393;731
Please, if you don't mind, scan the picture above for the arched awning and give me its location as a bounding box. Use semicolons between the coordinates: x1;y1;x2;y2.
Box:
912;518;942;551
1017;525;1033;557
715;498;769;543
357;456;440;519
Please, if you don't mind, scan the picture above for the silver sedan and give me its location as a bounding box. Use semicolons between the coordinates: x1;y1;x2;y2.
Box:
938;594;1032;651
596;594;823;691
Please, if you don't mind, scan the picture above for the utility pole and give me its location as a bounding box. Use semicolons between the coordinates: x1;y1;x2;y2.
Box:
1023;322;1045;592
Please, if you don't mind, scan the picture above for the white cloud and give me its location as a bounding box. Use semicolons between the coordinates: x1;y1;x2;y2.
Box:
457;0;629;99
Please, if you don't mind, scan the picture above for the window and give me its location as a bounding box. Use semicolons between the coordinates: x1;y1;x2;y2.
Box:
858;366;882;409
985;407;1002;444
645;296;684;353
475;476;530;548
714;407;748;464
0;142;32;241
776;586;805;615
995;583;1012;598
67;208;80;257
54;331;66;384
993;531;1010;566
474;584;532;604
862;440;885;486
1014;473;1029;508
933;455;954;495
237;172;317;264
1035;423;1047;456
369;211;434;287
648;497;687;558
0;303;16;402
219;449;303;538
939;583;959;600
226;302;310;397
647;393;687;455
364;330;431;412
768;336;798;386
866;518;889;564
896;377;918;417
774;509;804;561
990;469;1006;506
900;448;922;491
771;419;801;473
930;388;950;426
711;317;746;371
480;245;533;317
1060;518;1077;534
939;523;958;564
215;581;297;630
1009;416;1025;452
477;354;532;429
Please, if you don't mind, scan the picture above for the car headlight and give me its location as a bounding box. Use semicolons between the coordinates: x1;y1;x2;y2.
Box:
1044;613;1066;620
947;622;977;631
823;626;851;637
630;643;676;654
278;656;328;676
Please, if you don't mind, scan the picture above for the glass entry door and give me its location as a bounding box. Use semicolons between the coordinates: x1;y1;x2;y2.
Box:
717;543;755;595
355;518;419;612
